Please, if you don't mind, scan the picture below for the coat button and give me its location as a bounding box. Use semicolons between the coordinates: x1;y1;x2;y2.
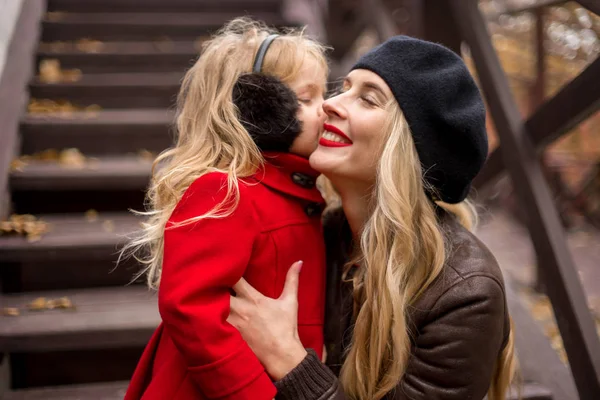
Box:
305;203;321;217
291;172;315;188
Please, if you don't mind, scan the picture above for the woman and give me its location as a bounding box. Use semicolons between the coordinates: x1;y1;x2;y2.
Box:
228;36;516;400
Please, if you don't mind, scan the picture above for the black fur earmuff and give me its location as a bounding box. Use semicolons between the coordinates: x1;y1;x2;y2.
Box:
232;73;302;152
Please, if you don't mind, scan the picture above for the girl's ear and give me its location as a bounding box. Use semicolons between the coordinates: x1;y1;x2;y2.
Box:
233;73;302;152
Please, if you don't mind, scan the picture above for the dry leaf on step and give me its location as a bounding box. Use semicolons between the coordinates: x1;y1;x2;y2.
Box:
28;297;49;311
2;308;20;317
58;148;86;168
85;209;99;222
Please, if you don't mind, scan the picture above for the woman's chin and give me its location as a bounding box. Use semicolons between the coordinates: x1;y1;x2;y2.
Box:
309;147;335;174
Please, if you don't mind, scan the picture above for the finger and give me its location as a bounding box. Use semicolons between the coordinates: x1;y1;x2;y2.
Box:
280;261;303;300
232;277;263;300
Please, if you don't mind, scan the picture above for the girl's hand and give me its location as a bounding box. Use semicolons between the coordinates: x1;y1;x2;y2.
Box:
227;261;307;380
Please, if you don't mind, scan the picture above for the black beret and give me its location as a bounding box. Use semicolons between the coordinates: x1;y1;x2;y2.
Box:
232;73;302;153
351;36;488;204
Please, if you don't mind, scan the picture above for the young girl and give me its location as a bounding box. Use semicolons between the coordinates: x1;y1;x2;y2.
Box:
123;18;329;400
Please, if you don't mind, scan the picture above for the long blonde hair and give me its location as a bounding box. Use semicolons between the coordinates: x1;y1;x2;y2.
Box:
120;18;328;289
337;103;516;399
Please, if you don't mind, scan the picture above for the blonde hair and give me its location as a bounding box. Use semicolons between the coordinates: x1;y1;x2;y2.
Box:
120;18;328;289
336;103;516;399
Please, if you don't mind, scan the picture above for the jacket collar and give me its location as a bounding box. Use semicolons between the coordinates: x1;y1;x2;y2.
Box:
252;152;324;204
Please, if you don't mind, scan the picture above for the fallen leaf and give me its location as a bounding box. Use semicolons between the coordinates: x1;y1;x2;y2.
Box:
2;308;19;317
531;296;553;321
58;148;86;168
10;159;27;172
85;209;99;222
54;297;75;309
38;59;83;84
28;297;48;311
39;59;62;83
60;68;82;83
0;214;50;240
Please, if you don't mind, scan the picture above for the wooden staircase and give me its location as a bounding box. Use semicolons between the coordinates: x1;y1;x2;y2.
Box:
0;0;293;398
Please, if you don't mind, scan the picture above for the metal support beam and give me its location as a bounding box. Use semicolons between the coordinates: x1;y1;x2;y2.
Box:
449;1;600;398
474;56;600;188
423;0;462;53
325;0;368;61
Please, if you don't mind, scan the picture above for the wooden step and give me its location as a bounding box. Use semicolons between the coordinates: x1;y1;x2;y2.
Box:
0;285;158;352
42;11;290;41
510;383;553;400
10;155;151;213
37;40;201;73
30;72;181;108
21;109;173;155
48;0;281;13
0;212;139;263
10;155;151;191
4;381;128;400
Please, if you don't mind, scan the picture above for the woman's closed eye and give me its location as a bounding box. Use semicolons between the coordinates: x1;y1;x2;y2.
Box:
360;95;377;107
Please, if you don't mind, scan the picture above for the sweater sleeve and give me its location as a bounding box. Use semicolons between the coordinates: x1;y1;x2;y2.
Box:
159;173;276;400
274;349;341;400
275;275;507;400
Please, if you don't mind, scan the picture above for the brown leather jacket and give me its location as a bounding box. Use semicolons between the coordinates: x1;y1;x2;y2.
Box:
274;207;510;400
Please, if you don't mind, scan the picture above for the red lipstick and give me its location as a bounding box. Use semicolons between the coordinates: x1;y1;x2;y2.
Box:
323;124;352;143
320;123;353;148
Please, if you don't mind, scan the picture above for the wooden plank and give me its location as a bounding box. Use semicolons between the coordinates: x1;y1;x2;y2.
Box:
47;0;281;13
10;155;152;191
0;212;140;262
4;381;128;400
37;40;201;73
476;57;600;189
21;109;174;155
30;72;182;109
41;11;292;41
0;286;158;352
0;0;46;219
450;1;600;398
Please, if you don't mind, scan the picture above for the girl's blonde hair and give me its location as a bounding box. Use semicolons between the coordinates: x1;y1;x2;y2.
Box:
120;18;328;289
335;102;516;399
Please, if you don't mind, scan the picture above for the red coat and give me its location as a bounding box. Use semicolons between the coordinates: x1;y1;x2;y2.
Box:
125;153;327;400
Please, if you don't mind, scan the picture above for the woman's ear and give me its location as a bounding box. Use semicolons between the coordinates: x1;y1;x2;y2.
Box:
232;73;302;152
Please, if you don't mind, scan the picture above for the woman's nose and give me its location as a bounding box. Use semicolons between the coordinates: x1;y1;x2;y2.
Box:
322;96;346;120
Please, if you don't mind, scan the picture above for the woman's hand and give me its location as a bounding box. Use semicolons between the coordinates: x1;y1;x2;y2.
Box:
227;261;308;380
